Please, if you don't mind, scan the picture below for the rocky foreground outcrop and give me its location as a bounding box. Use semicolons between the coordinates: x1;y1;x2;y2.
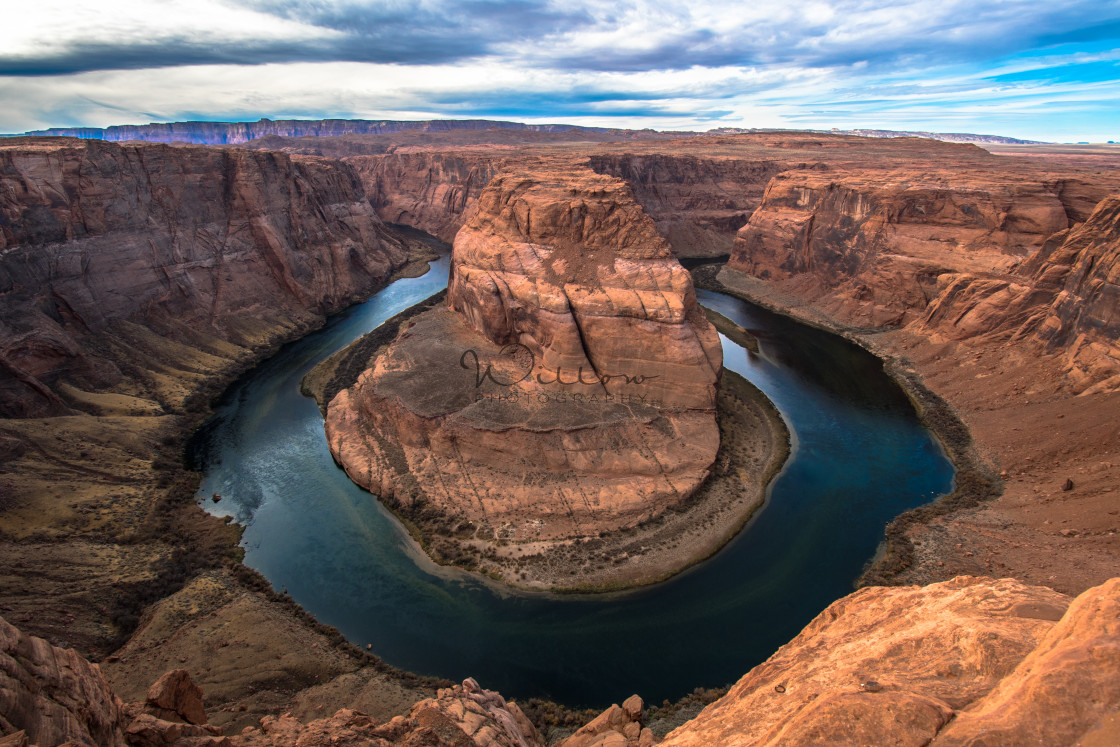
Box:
1;611;539;746
324;166;723;580
0;137;410;418
6;575;1119;746
662;576;1120;746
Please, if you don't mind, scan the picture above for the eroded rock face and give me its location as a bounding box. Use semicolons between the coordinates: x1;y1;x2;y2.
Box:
559;694;653;747
351;153;500;243
225;678;541;747
661;576;1085;747
0;137;408;417
586;154;787;259
326;167;721;555
0;614;128;746
447;169;722;410
730;170;1074;327
931;577;1120;745
1032;196;1120;393
914;194;1120;392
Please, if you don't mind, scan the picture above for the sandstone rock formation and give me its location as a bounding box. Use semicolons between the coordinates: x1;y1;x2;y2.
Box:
1026;195;1120;392
325;166;722;575
587;154;785;258
0;135;413;657
730;169;1074;326
354;151;790;259
3;126;1119;747
916;194;1120;393
351;153;500;243
0;612;537;747
662;576;1120;746
0;137;409;419
446;169;722;411
6;576;1120;746
558;694;653;747
144;670;208;726
0;614;128;746
233;678;540;747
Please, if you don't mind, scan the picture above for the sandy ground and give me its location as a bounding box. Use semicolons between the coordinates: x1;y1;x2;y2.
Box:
877;331;1120;595
100;568;441;734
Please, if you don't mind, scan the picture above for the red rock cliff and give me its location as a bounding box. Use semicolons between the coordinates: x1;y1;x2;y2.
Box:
587;153;788;258
917;193;1120;393
0;137;408;417
348;152;500;242
729;168;1084;326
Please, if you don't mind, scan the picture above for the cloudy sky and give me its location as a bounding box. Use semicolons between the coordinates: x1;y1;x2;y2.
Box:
3;0;1119;141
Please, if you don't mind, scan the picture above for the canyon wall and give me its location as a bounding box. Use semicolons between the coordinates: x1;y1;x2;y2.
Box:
727;161;1120;326
0;137;409;417
324;166;723;578
586;154;788;258
728;169;1078;325
917;194;1120;392
348;152;501;242
352;150;795;259
1028;195;1120;392
717;139;1120;599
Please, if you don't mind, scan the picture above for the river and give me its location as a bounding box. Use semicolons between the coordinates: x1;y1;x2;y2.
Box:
190;252;954;707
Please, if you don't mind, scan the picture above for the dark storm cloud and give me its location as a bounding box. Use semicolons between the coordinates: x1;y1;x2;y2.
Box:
0;0;594;76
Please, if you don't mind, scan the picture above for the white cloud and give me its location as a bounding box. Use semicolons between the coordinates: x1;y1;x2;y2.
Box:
1;0;1117;140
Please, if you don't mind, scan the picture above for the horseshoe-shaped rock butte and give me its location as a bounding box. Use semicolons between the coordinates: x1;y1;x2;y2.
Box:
321;166;788;589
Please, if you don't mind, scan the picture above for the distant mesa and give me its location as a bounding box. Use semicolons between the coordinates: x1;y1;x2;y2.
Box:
9;116;1047;147
15;117;671;146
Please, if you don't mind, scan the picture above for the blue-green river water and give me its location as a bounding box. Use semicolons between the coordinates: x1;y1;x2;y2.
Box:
190;254;953;707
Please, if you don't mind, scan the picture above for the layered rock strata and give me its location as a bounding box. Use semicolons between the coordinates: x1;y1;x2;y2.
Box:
325;167;723;574
0;614;128;746
0;137;409;418
350;153;500;243
587;154;786;258
730;169;1076;326
919;194;1120;393
354;151;794;259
